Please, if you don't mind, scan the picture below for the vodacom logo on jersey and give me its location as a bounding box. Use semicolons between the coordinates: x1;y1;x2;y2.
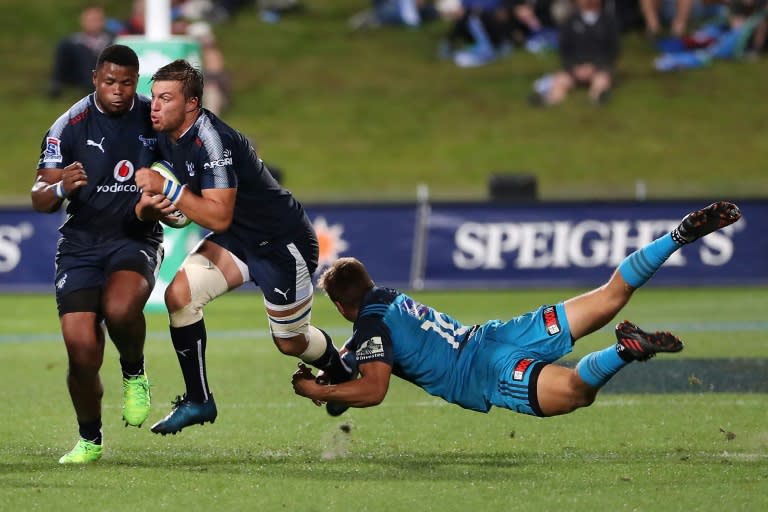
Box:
95;160;140;193
113;160;134;182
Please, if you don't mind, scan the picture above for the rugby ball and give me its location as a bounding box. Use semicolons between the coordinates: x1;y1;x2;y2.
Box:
150;160;191;228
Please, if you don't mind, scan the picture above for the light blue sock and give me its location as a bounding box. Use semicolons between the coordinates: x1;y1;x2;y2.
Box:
576;346;628;388
618;233;680;288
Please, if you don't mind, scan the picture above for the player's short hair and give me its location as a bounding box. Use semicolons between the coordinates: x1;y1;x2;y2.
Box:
96;44;139;70
152;59;204;109
318;257;375;309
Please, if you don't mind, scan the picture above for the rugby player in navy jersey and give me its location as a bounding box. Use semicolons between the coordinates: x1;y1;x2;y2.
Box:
134;59;347;435
31;45;170;464
292;202;741;419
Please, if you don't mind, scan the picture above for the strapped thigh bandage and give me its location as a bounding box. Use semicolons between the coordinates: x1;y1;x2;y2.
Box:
169;253;230;327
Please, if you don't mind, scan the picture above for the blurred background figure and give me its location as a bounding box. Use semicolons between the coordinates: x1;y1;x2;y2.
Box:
529;0;620;106
112;0;232;115
654;0;767;71
48;4;115;98
640;0;728;39
348;0;439;30
188;21;232;115
438;0;514;67
640;0;694;37
257;0;307;23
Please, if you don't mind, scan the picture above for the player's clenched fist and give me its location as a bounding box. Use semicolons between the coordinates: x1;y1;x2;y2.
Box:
60;161;88;195
135;167;165;196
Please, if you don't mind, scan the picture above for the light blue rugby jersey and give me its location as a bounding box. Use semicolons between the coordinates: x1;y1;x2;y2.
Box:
341;287;493;412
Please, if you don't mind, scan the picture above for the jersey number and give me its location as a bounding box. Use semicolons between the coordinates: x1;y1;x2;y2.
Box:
420;312;469;349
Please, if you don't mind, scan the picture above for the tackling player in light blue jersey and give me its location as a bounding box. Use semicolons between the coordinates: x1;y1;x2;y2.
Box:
293;201;741;419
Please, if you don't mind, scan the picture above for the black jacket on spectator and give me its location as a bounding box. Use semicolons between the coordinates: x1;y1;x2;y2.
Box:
559;9;620;72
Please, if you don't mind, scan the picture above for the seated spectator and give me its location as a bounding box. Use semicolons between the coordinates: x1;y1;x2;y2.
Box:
257;0;307;23
348;1;439;30
438;0;514;67
654;0;767;71
528;0;620;106
48;4;114;98
114;0;233;115
640;0;727;38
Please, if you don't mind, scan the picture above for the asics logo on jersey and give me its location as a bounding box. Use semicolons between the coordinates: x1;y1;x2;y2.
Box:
56;273;68;290
186;161;195;176
273;287;290;300
139;250;152;263
86;137;105;153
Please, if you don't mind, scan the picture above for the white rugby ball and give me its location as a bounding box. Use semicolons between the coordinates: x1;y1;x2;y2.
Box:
150;160;191;228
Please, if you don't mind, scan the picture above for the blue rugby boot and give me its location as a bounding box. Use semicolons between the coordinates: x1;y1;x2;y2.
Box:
672;201;741;245
150;394;217;435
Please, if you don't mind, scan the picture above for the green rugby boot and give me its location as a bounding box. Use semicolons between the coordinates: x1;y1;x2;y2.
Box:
58;438;103;464
122;374;151;427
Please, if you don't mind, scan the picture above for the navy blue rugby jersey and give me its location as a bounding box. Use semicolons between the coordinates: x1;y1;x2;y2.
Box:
156;109;308;245
38;94;161;242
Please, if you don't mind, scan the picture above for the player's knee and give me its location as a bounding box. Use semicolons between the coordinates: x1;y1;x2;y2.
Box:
266;297;312;356
64;343;103;377
569;372;598;410
102;298;142;327
164;279;188;313
168;253;229;328
272;334;304;357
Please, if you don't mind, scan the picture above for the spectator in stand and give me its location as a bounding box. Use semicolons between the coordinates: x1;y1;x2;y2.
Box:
438;0;514;67
48;4;115;98
348;1;439;30
501;0;556;50
114;0;232;115
640;0;728;39
654;0;767;71
528;0;620;106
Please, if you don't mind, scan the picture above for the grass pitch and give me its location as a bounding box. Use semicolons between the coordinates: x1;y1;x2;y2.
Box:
1;288;766;511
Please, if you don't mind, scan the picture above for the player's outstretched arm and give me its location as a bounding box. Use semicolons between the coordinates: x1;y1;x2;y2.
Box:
292;362;391;408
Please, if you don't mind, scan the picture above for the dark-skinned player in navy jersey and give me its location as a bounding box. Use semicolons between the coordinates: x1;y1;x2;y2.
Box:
31;45;176;464
293;202;741;420
134;59;347;435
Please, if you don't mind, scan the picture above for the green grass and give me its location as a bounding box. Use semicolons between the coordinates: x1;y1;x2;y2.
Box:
1;288;767;511
2;0;768;204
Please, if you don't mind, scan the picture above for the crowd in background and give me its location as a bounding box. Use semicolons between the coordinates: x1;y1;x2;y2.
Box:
49;0;768;109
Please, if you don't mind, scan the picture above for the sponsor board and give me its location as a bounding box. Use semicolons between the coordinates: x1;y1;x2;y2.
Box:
2;201;766;290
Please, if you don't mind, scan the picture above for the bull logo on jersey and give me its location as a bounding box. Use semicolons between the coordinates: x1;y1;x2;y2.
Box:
312;216;349;272
113;160;135;182
356;336;384;361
